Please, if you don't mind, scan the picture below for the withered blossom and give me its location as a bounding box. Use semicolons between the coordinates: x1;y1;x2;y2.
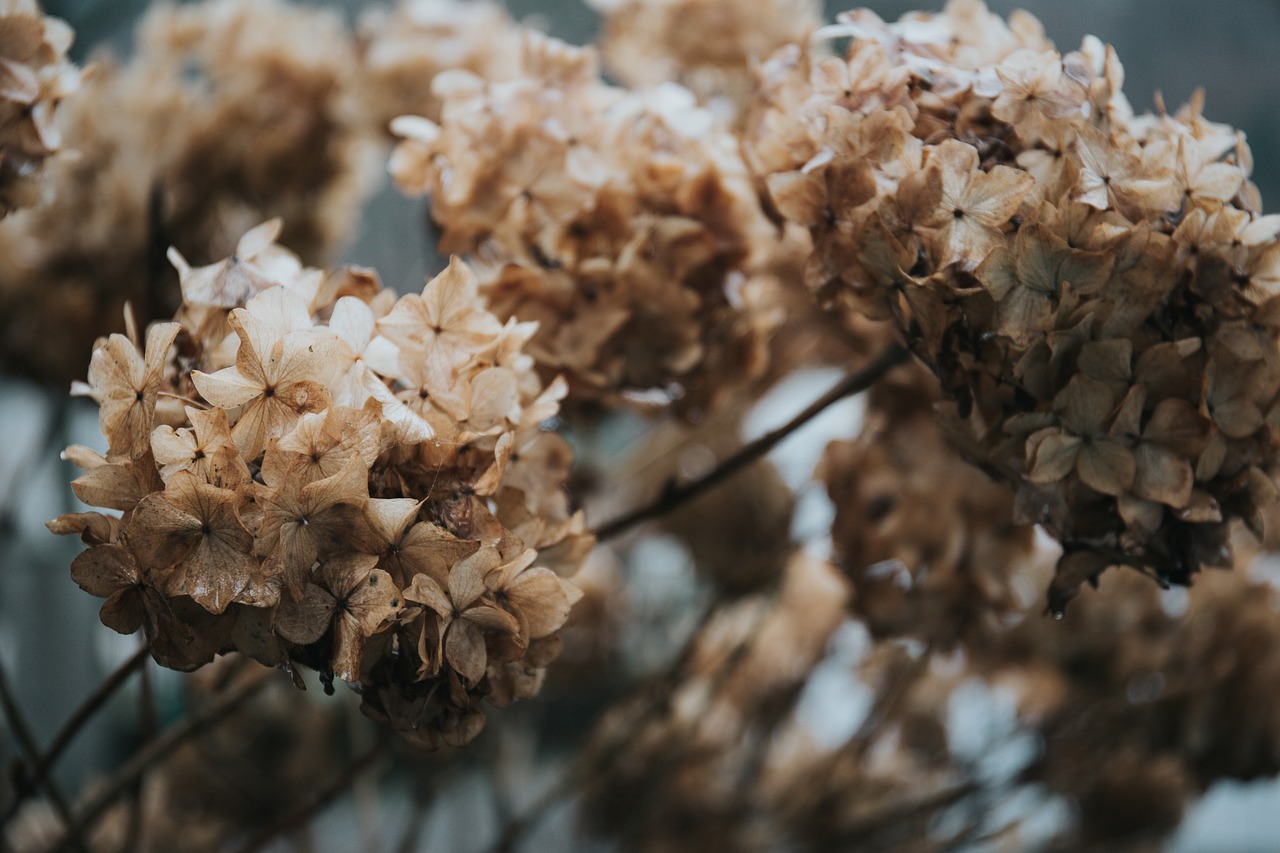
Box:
587;0;822;121
0;0;377;387
356;0;523;129
390;32;782;417
51;222;590;746
0;0;77;216
748;0;1280;606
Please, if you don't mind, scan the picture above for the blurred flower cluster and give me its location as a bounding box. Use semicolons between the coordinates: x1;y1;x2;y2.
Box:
587;0;822;122
389;34;783;416
0;0;77;216
0;0;378;386
747;0;1280;606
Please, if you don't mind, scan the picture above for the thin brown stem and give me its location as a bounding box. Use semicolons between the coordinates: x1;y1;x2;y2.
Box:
122;652;155;853
594;344;911;542
1;645;150;825
0;659;89;852
229;728;390;853
52;672;271;851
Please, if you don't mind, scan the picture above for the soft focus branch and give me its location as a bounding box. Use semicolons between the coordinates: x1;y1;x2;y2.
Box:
52;671;270;851
230;729;391;853
1;645;150;825
594;343;911;542
0;659;88;852
487;585;771;853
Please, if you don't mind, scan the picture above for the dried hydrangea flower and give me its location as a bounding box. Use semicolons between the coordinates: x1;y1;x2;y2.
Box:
819;366;1039;645
581;552;851;848
390;33;781;417
0;0;78;216
586;0;821;122
356;0;523;130
0;0;378;387
51;221;591;748
748;0;1280;606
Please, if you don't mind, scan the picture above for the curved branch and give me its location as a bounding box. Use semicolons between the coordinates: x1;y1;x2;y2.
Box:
594;343;911;542
0;659;88;852
1;645;150;825
52;672;270;851
229;729;390;853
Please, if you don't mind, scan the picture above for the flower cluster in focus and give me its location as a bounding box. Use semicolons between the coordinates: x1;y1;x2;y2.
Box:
50;220;590;748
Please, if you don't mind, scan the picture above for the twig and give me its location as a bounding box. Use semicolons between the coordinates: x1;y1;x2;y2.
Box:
485;594;723;853
52;672;271;851
229;728;390;853
393;774;435;853
0;659;88;852
594;343;911;541
1;645;150;825
123;652;156;852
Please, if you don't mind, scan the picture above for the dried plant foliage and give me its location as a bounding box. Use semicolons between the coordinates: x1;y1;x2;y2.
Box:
0;0;77;217
50;220;591;748
390;34;782;417
747;0;1280;607
587;0;822;122
0;0;378;387
581;552;852;850
10;1;1280;850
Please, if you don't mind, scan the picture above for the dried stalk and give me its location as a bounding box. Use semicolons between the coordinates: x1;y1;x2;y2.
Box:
594;343;911;542
229;729;390;853
52;672;271;851
0;659;89;852
1;645;150;825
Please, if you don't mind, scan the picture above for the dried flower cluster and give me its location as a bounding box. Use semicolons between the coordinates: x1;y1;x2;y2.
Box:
0;0;376;386
748;0;1280;606
356;0;523;130
587;0;821;121
0;0;77;216
50;220;590;748
582;552;852;849
982;567;1280;844
390;34;779;416
10;0;1280;849
819;368;1039;645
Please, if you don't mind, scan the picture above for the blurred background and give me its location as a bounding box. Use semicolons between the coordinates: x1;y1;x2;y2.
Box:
3;1;1280;851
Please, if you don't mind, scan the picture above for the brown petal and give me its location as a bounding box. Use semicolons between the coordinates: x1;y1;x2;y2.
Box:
404;574;452;618
275;583;337;645
99;589;146;635
1077;440;1136;496
1028;431;1081;483
1133;444;1194;508
71;544;139;597
463;604;520;635
506;567;571;638
445;618;488;684
1143;398;1213;455
1054;374;1117;436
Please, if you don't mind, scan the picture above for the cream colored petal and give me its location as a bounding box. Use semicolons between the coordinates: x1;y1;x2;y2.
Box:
191;366;261;409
